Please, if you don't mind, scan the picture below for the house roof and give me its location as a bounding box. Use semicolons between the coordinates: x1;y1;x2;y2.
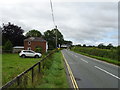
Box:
24;37;46;42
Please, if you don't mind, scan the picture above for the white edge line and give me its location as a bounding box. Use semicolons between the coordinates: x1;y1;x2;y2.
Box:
75;55;78;58
75;52;119;68
81;58;88;63
94;66;120;80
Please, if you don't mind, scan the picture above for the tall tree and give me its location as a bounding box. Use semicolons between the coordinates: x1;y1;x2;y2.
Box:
2;22;25;46
106;43;113;49
83;44;86;47
44;30;55;49
64;40;72;46
98;43;106;49
25;30;42;37
44;28;64;49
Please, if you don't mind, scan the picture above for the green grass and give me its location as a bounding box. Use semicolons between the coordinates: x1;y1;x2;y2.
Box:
2;53;41;85
35;51;69;88
72;50;120;66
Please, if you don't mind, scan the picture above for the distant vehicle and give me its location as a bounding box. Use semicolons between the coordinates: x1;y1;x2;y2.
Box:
19;50;42;58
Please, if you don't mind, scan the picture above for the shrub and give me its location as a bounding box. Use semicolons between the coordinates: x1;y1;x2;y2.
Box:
3;40;13;52
35;46;42;53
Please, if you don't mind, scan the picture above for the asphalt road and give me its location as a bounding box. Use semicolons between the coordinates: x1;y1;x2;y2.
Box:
62;49;120;88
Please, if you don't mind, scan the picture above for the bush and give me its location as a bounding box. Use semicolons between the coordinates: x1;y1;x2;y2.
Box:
35;46;42;53
3;40;13;52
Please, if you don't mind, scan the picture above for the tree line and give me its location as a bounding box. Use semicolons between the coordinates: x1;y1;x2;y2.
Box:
75;43;116;50
71;46;118;60
2;22;72;51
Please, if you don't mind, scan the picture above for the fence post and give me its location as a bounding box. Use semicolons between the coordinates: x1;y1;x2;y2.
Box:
32;68;34;83
38;62;41;73
17;76;20;86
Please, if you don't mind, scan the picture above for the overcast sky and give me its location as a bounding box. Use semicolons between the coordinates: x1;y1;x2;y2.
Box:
0;0;118;46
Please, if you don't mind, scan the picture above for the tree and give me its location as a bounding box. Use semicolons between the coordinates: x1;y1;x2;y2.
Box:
64;40;72;46
76;44;81;47
51;28;64;47
106;43;113;49
44;30;55;49
2;22;25;46
3;40;13;51
98;43;106;49
26;30;42;37
44;29;64;49
83;44;86;47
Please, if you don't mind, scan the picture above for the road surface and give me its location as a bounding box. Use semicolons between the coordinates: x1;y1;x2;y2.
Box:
62;49;120;88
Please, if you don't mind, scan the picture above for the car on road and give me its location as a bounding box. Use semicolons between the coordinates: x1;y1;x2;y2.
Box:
19;50;42;58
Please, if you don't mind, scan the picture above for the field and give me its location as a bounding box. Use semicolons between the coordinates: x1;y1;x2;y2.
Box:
2;53;41;85
71;46;120;65
2;51;69;88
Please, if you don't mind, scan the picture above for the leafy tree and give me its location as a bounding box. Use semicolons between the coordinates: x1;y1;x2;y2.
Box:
26;30;42;37
63;40;72;48
44;28;64;49
106;43;113;49
2;22;25;46
44;30;55;49
3;40;13;51
83;44;86;47
98;43;106;49
76;44;81;47
51;28;64;47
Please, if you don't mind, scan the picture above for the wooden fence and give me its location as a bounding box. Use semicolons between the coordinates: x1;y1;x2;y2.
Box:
1;50;56;89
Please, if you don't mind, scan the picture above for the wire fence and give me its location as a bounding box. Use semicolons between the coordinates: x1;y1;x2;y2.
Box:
1;50;56;89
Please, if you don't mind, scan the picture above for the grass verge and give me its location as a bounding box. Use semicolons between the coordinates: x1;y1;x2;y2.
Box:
35;51;69;88
71;50;120;66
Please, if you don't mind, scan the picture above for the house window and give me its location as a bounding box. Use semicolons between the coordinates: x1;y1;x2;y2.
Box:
28;47;31;50
28;41;31;45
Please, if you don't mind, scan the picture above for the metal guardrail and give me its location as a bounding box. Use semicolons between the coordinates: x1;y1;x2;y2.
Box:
1;50;56;89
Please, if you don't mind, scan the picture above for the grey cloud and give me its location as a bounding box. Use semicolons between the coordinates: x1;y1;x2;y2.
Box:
0;1;118;45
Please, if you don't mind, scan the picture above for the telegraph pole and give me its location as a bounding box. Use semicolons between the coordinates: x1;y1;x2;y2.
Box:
55;25;57;48
50;0;58;49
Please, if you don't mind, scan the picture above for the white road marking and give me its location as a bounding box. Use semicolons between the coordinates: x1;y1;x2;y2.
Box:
81;58;88;63
94;66;120;80
75;55;78;57
79;53;119;68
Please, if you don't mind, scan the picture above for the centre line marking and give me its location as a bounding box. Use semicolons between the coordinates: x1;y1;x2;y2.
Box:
94;66;120;80
81;58;88;63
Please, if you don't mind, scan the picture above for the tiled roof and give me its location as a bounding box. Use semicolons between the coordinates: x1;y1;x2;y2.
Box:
24;37;46;42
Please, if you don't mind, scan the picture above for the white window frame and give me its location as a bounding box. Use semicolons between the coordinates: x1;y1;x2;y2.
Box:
28;41;31;45
27;47;31;50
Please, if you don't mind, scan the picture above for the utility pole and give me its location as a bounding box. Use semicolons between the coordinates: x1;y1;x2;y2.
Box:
55;25;57;48
50;0;58;49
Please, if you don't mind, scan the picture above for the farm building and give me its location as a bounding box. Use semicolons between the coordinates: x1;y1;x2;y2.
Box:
24;37;48;53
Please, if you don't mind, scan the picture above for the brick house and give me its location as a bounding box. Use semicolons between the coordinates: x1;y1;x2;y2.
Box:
24;37;48;53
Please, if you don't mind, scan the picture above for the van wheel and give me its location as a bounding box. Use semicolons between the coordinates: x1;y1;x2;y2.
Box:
35;55;39;58
21;55;26;58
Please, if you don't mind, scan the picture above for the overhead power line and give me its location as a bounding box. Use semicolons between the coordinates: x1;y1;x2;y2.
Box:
50;0;56;28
